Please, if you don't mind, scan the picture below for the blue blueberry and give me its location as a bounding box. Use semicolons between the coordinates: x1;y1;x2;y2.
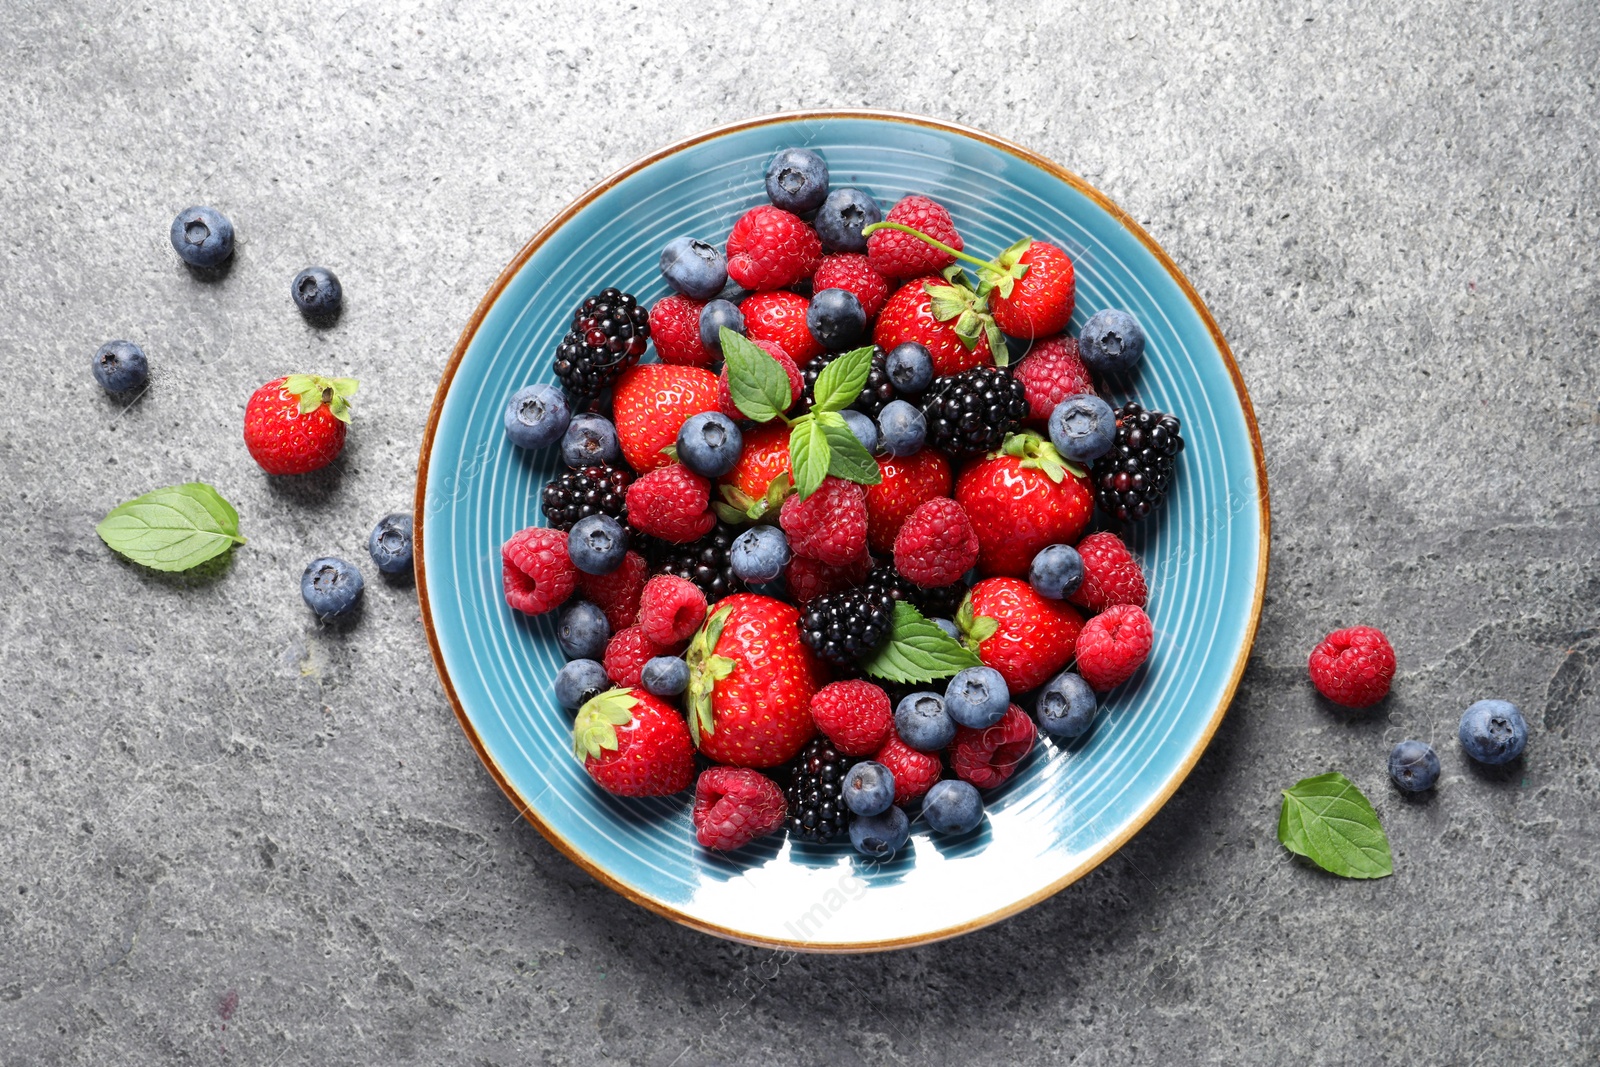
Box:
555;659;610;710
841;410;878;454
367;512;414;576
815;188;882;253
932;618;961;642
764;147;829;214
556;600;610;661
849;804;910;859
568;514;628;575
806;288;866;349
561;413;620;467
1028;544;1084;600
945;666;1010;729
894;692;956;752
291;266;342;320
641;656;690;697
730;525;790;584
1458;699;1528;765
885;342;934;394
91;340;148;393
301;557;363;620
170;205;234;268
1388;740;1441;792
922;780;984;835
700;299;745;351
1036;671;1097;739
676;412;743;478
659;236;728;301
1048;394;1118;465
1078;310;1146;375
504;383;570;449
842;760;895;816
877;399;926;457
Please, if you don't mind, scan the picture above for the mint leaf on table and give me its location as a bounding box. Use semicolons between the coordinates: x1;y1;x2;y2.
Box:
1277;772;1393;880
720;329;792;423
95;482;246;572
814;411;882;486
860;601;981;684
809;344;873;413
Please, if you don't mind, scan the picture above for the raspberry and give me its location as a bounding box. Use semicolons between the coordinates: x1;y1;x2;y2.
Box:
783;552;871;606
648;294;715;367
625;464;716;544
719;339;801;420
742;290;822;362
949;705;1036;789
875;729;942;807
892;498;979;588
603;625;674;688
779;476;868;566
577;549;647;631
636;574;708;647
725;205;822;290
692;767;788;851
811;253;889;319
501;527;577;616
1308;626;1396;708
1069;532;1148;611
809;680;893;757
1076;604;1154;691
1012;335;1095;425
866;195;964;279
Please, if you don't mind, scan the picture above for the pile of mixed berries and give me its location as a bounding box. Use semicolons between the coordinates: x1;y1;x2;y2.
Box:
503;146;1184;858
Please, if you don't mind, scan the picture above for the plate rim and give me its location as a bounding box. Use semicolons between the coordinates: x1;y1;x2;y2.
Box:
413;108;1271;953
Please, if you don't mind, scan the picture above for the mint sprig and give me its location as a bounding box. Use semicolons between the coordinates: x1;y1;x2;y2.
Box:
860;601;981;684
1277;772;1394;880
96;482;246;572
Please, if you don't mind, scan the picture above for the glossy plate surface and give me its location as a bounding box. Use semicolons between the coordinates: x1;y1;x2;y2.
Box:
416;112;1268;951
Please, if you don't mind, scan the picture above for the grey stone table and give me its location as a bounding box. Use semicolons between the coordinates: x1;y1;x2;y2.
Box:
3;1;1596;1063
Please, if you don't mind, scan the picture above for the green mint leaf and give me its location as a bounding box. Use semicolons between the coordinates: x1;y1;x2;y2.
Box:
787;416;830;499
1278;772;1393;880
95;482;246;572
721;329;792;422
810;345;875;413
860;601;982;683
814;411;882;486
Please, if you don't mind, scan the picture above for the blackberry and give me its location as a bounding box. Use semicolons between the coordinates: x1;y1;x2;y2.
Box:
799;586;896;667
541;466;631;531
552;288;650;409
861;562;967;621
796;347;897;418
920;366;1028;456
1091;403;1184;522
784;737;853;844
645;522;744;601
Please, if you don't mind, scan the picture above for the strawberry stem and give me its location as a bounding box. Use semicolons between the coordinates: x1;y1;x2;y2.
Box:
860;221;996;272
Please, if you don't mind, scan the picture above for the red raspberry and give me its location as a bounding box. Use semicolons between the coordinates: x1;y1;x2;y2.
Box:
783;552;871;606
718;339;801;420
866;195;964;279
725;205;822;290
875;729;942;806
1069;532;1148;611
577;549;647;631
811;253;889;319
648;294;715;367
636;574;707;647
1308;626;1396;708
602;625;675;688
1076;604;1154;691
1012;335;1095;426
949;705;1036;789
501;527;577;616
892;497;979;588
742;290;823;362
809;680;894;757
625;464;716;544
779;476;868;566
692;767;788;851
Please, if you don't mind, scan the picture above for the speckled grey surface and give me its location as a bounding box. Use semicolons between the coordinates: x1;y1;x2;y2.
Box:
3;1;1598;1063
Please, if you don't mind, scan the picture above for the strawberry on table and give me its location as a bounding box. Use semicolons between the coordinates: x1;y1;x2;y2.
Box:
243;374;357;475
692;767;788;850
963;577;1085;692
864;448;952;553
572;688;695;797
721;421;792;502
1076;604;1154;691
502;526;578;616
612;363;721;473
955;432;1094;578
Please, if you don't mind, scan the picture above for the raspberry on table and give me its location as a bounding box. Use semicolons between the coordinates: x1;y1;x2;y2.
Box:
812;253;889;319
502;527;578;617
1308;625;1395;708
874;729;942;807
1012;334;1095;426
637;574;708;647
1076;604;1154;691
809;680;894;757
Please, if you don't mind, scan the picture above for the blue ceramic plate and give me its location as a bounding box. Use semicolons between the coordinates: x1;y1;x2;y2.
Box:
416;112;1268;951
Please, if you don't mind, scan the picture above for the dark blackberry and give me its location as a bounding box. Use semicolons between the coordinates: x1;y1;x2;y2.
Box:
645;522;744;601
799;586;896;667
796;346;897;418
784;737;853;844
919;366;1029;456
862;562;967;621
540;466;631;531
1091;402;1184;523
552;288;650;409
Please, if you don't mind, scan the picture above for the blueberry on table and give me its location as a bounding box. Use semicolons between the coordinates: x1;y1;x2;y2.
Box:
806;287;866;349
815;188;882;253
676;412;743;478
764;147;829;214
659;236;728;301
1048;394;1117;465
169;205;234;268
842;760;895;817
894;691;956;752
1036;671;1097;739
292;266;343;320
1458;700;1528;765
699;299;745;351
556;600;611;661
729;525;790;584
885;342;934;394
922;779;984;835
876;399;925;457
91;340;148;393
1029;544;1084;600
1077;309;1146;375
301;557;363;621
367;512;414;576
561;413;620;467
555;658;609;710
504;383;570;449
567;514;628;575
1388;739;1441;791
641;655;690;697
944;666;1010;728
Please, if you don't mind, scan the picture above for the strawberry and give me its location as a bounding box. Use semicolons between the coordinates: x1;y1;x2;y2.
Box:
954;432;1093;578
612;363;721;473
721;422;792;501
809;680;894;757
725;205;822;290
986;240;1075;339
874;729;942;806
692;767;788;850
625;464;717;543
893;498;979;588
1070;532;1148;611
572;688;694;797
783;552;871;606
648;294;715;367
685;594;821;767
866;195;964;278
243;374;356;475
603;625;676;688
577;549;647;631
812;253;889;319
779;476;868;566
502;527;577;616
949;704;1036;789
1012;334;1095;426
742;290;823;362
718;339;801;421
864;448;952;553
872;277;992;377
1076;604;1154;691
962;577;1085;692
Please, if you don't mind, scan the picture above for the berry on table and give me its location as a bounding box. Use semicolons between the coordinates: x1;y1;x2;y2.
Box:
573;689;694;797
291;266;342;320
885;341;934;394
367;512;414;576
1078;309;1146;375
877;399;926;457
555;658;610;710
729;524;790;584
693;767;788;850
1069;532;1147;611
1049;394;1118;465
725;205;822;290
866;195;964;278
641;655;690;697
1308;625;1396;708
649;294;715;367
542;465;630;531
950;704;1036;789
504;383;570;450
841;409;879;453
922;779;984;835
659;236;728;300
1013;335;1095;426
893;497;979;587
244;374;356;475
502;527;578;616
784;737;853;843
91;340;148;393
806;287;867;349
577;549;647;630
1076;604;1154;691
676;412;744;478
920;366;1029;457
842;760;895;816
1028;544;1083;601
764;147;829;214
169;205;233;268
779;475;868;565
626;464;717;543
699;298;746;351
1389;739;1441;791
944;666;1010;729
815;187;882;253
1458;700;1528;765
875;729;942;806
894;691;956;752
603;625;675;688
568;514;629;575
812;253;889;318
850;804;910;858
553;288;650;409
810;680;894;757
301;556;364;621
799;586;897;667
637;574;709;647
556;600;611;661
1091;403;1184;523
561;412;622;467
1036;670;1097;739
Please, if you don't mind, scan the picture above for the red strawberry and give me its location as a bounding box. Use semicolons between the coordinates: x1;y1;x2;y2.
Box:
1308;625;1395;708
872;277;992;377
742;290;822;362
1076;604;1154;691
1070;532;1148;611
964;577;1085;692
243;374;355;475
722;422;792;501
725;205;822;290
685;594;821;767
718;339;801;421
812;253;889;319
783;552;871;606
502;527;577;616
779;476;868;566
577;549;647;631
954;432;1094;577
612;363;721;473
949;704;1036;790
864;449;952;553
809;680;894;757
603;625;675;688
893;498;979;588
637;574;707;647
648;294;715;367
1012;335;1095;426
692;767;788;850
874;729;942;806
866;195;963;279
626;464;717;543
573;688;694;797
987;240;1075;339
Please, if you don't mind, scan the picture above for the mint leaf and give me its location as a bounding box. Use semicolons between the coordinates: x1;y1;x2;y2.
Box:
787;416;830;499
810;345;874;413
96;482;246;572
721;329;792;422
860;601;981;683
814;411;881;486
1277;772;1393;880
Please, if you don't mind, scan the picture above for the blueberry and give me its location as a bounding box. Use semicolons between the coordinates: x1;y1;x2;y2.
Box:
945;666;1010;728
659;236;728;301
641;655;690;697
841;410;878;454
504;383;570;449
676;412;743;478
932;618;961;642
730;526;790;584
699;299;746;351
1036;671;1097;739
1078;310;1146;375
556;600;611;661
561;413;620;467
91;340;148;393
815;188;883;253
764;147;829;214
894;691;956;752
170;205;234;268
849;804;910;859
806;288;867;350
1028;544;1084;600
1048;394;1118;464
1458;699;1528;765
877;399;926;457
922;780;984;835
291;266;343;320
842;760;895;816
1388;739;1441;792
366;512;414;576
885;342;934;394
301;557;363;621
555;659;610;710
568;514;628;575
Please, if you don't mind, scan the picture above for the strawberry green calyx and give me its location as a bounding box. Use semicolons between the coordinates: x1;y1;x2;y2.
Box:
572;687;639;761
282;374;358;424
955;594;999;654
983;237;1035;301
997;431;1087;482
685;605;736;744
714;475;792;526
